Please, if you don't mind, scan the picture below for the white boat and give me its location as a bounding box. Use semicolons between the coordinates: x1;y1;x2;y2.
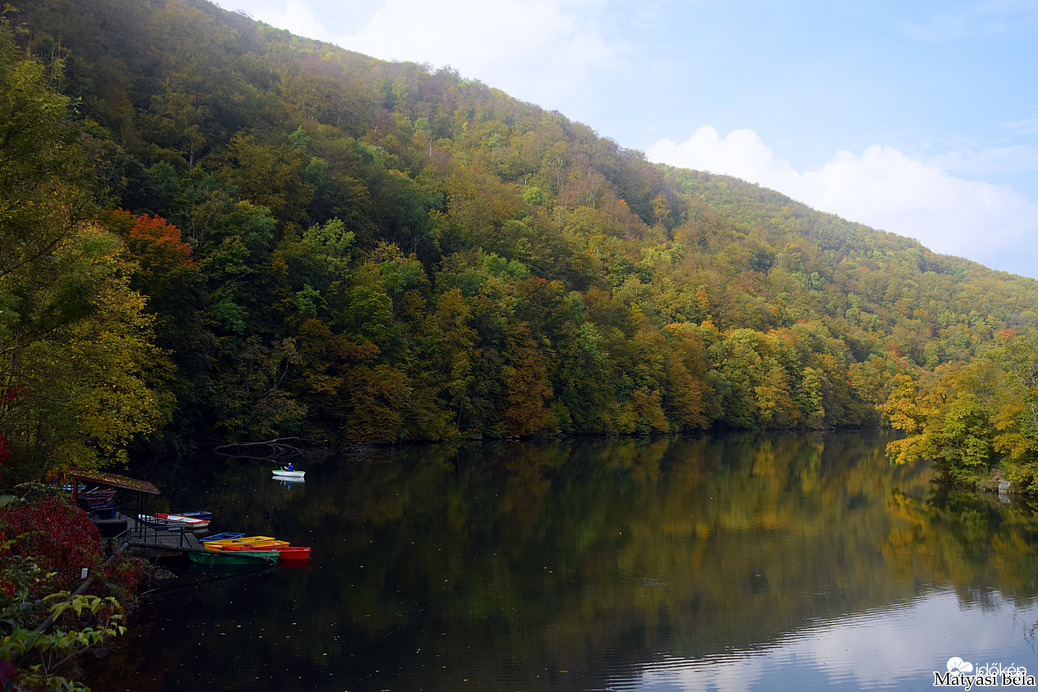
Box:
137;513;208;531
156;512;212;529
272;468;305;481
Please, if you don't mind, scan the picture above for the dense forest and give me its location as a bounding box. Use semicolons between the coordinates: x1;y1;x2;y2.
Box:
4;0;1038;493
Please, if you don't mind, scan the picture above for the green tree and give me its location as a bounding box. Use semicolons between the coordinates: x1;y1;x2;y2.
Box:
211;336;306;441
0;25;171;481
989;332;1038;492
297;318;407;444
882;363;1002;485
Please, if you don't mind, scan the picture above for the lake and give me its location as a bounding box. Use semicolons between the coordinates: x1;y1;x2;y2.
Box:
85;432;1038;691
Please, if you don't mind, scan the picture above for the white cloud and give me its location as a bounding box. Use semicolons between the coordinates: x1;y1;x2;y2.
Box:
325;0;623;112
647;126;1038;277
224;0;626;119
218;0;627;131
218;0;327;39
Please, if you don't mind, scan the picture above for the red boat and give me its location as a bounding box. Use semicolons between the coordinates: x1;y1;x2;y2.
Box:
273;545;311;561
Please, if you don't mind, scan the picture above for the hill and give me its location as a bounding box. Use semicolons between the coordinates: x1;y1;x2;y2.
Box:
5;0;1038;490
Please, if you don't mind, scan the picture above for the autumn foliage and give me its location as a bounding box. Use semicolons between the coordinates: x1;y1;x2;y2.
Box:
105;209;196;277
0;497;102;595
5;1;1038;496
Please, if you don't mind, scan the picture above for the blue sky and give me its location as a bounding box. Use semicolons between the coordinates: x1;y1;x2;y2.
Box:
218;0;1038;279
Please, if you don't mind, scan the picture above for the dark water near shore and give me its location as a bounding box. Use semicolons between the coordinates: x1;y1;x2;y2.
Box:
85;432;1038;691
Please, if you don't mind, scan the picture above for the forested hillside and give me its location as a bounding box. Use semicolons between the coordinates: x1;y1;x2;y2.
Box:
5;0;1038;491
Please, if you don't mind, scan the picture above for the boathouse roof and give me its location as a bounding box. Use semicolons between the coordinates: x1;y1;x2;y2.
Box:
67;467;160;495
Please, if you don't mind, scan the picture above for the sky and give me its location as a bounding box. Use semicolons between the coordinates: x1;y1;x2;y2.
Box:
216;0;1038;279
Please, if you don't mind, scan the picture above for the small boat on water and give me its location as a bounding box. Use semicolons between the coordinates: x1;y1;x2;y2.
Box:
272;468;305;481
222;544;311;561
188;549;279;566
137;513;208;531
155;512;212;528
200;532;245;543
161;510;213;521
203;533;312;561
204;535;288;551
274;545;311;561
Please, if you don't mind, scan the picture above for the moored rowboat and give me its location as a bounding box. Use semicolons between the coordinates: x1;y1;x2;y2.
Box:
155;512;212;528
137;513;208;531
275;546;310;560
204;536;289;551
222;544;311;560
201;533;311;560
200;532;245;543
160;510;213;521
188;549;279;566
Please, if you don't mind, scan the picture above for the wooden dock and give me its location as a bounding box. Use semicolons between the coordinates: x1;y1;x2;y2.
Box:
67;469;213;558
100;512;205;553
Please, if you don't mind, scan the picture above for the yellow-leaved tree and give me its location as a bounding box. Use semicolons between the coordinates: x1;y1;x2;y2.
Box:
0;21;172;485
882;331;1038;493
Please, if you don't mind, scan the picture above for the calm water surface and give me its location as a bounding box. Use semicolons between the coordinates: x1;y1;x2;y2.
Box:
86;433;1038;691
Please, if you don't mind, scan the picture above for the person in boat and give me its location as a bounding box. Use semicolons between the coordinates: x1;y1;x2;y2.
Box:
286;463;294;471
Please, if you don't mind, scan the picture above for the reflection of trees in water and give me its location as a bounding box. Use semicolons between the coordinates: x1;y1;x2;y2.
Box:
109;433;1038;691
305;432;958;687
884;487;1038;603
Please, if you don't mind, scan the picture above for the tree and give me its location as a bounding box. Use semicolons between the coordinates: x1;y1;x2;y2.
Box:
297;318;407;444
500;322;553;437
0;23;171;483
214;132;313;226
0;20;90;328
19;0;1038;455
211;336;306;441
882;363;1002;485
0;224;175;479
988;332;1038;493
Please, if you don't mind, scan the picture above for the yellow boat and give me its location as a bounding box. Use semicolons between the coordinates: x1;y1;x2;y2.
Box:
203;536;289;551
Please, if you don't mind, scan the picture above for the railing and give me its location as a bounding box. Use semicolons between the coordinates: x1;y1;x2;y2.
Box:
87;505;198;550
133;516;190;547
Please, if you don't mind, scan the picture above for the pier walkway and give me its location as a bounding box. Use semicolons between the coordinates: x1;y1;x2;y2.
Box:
98;513;205;554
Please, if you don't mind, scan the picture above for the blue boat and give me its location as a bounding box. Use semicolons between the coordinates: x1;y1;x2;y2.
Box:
201;532;245;543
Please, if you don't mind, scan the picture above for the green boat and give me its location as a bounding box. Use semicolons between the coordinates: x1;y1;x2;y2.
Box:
188;549;280;566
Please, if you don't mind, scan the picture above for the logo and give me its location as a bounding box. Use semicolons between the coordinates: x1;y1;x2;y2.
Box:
933;656;1036;689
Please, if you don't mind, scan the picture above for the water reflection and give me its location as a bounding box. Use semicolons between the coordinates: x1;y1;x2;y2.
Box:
87;432;1038;691
630;590;1038;691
